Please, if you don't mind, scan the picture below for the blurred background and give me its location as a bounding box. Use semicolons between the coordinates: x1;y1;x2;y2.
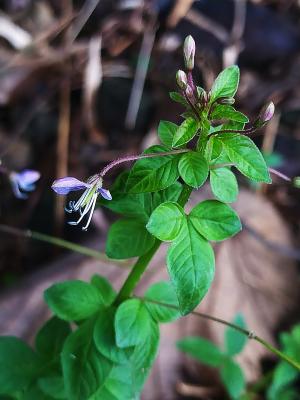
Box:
0;0;300;399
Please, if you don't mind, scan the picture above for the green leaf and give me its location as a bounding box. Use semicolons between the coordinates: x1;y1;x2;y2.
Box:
126;145;180;193
90;275;116;306
224;314;247;356
22;385;55;400
268;362;298;400
217;134;271;183
158;121;178;147
211;105;249;123
189;200;241;241
178;152;209;188
210;168;238;203
61;318;112;400
115;299;152;348
169;91;188;106
205;136;223;162
45;280;104;322
94;308;133;364
106;218;155;259
146;201;185;241
172;118;199;148
177;337;224;367
38;376;66;399
145;281;180;323
35;317;71;360
100;192;151;222
0;337;40;395
210;66;240;102
151;181;182;211
220;358;245;399
167;220;215;314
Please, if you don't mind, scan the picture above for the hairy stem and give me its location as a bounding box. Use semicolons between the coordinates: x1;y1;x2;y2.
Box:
114;184;193;305
99;149;189;177
139;297;300;372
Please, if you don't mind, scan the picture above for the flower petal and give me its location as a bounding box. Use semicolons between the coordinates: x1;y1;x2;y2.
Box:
10;179;28;199
98;187;112;200
52;177;89;195
17;170;40;190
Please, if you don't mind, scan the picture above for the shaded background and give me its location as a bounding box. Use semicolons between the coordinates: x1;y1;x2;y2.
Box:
0;0;300;399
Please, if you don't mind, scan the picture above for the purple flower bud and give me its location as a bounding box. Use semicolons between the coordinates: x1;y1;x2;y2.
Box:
185;85;194;99
52;177;89;195
261;102;275;123
176;70;187;89
183;35;195;70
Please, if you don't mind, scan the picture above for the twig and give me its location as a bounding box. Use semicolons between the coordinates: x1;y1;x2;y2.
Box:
0;224;127;266
138;297;300;372
70;0;101;42
125;23;157;129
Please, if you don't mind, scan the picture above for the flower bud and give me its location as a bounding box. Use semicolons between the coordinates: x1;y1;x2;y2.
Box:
261;102;275;123
183;35;195;70
218;97;235;105
185;84;194;99
176;70;187;89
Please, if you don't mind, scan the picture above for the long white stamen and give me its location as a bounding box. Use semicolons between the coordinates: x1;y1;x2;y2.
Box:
68;193;95;226
73;187;91;211
82;193;97;231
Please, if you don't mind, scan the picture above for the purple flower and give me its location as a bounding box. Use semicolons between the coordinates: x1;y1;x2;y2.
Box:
52;174;112;231
10;169;40;199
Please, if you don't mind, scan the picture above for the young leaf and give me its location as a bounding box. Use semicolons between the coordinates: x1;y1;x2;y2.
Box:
144;281;180;323
126;145;180;193
220;358;245;399
90;275;116;306
205;136;223;162
61;318;112;400
38;376;66;399
177;337;224;367
44;280;104;321
94;307;133;364
178;152;209;188
35;317;71;360
0;337;40;395
172;118;199;148
106;218;155;259
210;66;240;102
224;314;247;356
211;104;249;123
210;168;238;203
217;134;271;183
158;121;178;148
169;91;188;107
115;299;152;348
267;362;298;400
189;200;241;241
167;220;215;315
146;201;185;241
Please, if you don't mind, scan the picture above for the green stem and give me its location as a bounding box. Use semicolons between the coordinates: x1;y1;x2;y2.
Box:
138;297;300;372
0;224;125;265
114;184;193;305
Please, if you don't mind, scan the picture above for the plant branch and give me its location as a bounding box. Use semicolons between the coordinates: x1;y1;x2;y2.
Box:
139;297;300;372
0;224;127;265
114;184;193;305
99;149;189;177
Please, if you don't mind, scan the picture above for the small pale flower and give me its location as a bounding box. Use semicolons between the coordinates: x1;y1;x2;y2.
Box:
10;169;40;199
261;101;275;123
51;174;112;231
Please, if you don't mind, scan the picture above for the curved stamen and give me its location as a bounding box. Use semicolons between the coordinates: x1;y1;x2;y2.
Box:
68;193;96;226
82;193;98;231
65;201;75;213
